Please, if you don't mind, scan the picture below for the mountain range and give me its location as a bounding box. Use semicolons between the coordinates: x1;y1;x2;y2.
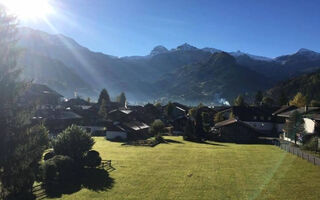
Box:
16;27;320;104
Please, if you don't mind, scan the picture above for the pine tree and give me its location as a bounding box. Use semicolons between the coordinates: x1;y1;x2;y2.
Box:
98;99;108;119
0;6;49;199
98;88;110;105
254;90;263;106
278;90;288;106
195;110;205;140
284;111;304;144
116;92;126;107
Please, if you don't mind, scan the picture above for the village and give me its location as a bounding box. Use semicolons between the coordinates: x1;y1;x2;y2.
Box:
26;83;320;148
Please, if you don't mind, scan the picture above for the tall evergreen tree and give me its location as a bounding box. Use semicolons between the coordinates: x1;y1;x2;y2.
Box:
195;110;205;140
278;90;288;106
98;99;108;119
116;92;126;107
98;88;110;105
284;111;304;144
0;6;49;199
254;90;263;106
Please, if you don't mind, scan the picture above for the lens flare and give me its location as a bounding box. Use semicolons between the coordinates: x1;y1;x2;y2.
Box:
0;0;54;20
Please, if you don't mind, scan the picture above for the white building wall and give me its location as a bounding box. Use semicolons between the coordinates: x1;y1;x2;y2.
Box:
304;118;315;134
106;131;127;140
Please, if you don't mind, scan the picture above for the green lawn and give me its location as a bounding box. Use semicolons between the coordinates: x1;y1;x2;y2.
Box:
47;136;320;200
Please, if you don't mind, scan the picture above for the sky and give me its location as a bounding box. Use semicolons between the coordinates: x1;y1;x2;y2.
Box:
21;0;320;58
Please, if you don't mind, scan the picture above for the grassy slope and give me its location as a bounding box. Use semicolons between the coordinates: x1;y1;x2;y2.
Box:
49;137;320;200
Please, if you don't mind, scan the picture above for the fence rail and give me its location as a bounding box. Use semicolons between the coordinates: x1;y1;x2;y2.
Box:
274;140;320;166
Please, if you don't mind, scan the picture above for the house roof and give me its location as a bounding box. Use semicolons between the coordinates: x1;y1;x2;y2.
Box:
108;109;133;115
26;84;63;98
221;106;277;122
123;121;149;131
305;113;320;121
272;105;297;116
107;124;127;132
215;118;238;128
278;107;320;118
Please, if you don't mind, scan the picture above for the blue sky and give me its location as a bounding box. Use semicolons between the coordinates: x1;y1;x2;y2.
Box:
23;0;320;58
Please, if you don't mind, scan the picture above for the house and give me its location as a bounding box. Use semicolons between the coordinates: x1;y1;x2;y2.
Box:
106;124;128;141
217;106;283;137
33;109;82;135
273;106;320;143
214;118;259;143
19;84;63;109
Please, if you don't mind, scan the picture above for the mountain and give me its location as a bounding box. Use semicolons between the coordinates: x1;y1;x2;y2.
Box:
16;27;320;104
149;45;169;56
266;69;320;102
17;51;94;97
153;52;272;104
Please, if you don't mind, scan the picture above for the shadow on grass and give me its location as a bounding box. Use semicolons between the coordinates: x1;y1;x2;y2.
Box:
200;141;227;146
43;168;114;198
164;138;184;144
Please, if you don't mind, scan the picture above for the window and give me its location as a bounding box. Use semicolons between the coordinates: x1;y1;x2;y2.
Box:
260;116;264;120
253;116;257;120
268;117;271;121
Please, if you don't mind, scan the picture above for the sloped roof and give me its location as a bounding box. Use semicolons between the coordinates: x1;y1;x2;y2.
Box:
123;121;149;131
215;118;238;128
278;107;320;118
25;84;63;98
272;105;297;116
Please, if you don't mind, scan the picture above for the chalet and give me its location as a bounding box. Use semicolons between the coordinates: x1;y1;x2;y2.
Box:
106;124;128;141
273;106;320;143
217;106;283;137
33;109;82;135
214;118;259;143
19;84;63;109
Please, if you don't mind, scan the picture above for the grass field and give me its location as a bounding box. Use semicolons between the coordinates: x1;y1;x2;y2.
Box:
47;136;320;200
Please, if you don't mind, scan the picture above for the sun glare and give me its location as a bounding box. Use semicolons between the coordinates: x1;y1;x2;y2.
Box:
0;0;54;20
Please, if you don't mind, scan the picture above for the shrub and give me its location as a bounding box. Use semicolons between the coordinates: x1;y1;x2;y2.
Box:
53;125;95;162
41;155;75;182
302;136;319;152
149;120;165;136
83;150;102;168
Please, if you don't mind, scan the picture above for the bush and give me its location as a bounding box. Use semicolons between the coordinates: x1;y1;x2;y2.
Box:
41;155;75;182
302;136;319;152
149;119;165;136
44;150;55;161
83;150;102;168
53;125;95;162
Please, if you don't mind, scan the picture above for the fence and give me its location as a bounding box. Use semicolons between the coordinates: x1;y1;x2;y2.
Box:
274;140;320;166
100;160;115;172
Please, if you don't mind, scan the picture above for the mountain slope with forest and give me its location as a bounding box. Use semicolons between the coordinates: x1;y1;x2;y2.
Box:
267;69;320;102
154;52;272;104
16;27;320;103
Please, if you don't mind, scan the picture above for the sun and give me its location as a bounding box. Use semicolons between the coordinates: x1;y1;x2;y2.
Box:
0;0;54;20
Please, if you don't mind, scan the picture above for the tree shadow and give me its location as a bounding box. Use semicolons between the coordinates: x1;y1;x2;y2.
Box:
199;141;227;146
43;168;114;198
164;139;184;144
82;168;114;191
